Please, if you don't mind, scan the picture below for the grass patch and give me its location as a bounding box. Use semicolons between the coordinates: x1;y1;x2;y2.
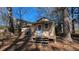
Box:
0;26;7;29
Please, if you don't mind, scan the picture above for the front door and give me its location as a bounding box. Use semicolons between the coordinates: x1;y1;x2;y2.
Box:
36;24;42;37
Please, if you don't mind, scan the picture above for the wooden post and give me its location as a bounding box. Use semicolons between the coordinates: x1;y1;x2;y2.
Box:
50;21;56;43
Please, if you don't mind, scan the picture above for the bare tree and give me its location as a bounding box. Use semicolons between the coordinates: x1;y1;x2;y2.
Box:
57;7;73;42
0;7;9;27
13;7;28;35
7;7;14;33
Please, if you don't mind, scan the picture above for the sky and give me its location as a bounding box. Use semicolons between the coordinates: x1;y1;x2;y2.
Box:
12;7;46;22
68;7;79;20
12;7;79;22
0;7;79;26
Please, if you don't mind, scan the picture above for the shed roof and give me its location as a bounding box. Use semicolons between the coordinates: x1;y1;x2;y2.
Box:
32;17;54;25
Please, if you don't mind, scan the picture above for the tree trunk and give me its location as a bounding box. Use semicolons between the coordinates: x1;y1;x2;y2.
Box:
7;7;14;33
72;20;75;33
63;8;73;42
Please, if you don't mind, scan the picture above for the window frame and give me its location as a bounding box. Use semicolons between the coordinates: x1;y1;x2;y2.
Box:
44;22;49;30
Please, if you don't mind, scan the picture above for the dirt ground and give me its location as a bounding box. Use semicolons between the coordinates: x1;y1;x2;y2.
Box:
25;39;79;51
0;32;79;51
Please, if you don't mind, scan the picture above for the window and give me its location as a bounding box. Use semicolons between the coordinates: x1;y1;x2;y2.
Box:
38;25;41;30
45;23;48;29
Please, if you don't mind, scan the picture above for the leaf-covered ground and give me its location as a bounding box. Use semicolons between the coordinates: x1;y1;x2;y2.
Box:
0;32;79;51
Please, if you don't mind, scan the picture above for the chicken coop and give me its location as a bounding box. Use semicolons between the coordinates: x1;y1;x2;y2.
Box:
31;17;56;42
